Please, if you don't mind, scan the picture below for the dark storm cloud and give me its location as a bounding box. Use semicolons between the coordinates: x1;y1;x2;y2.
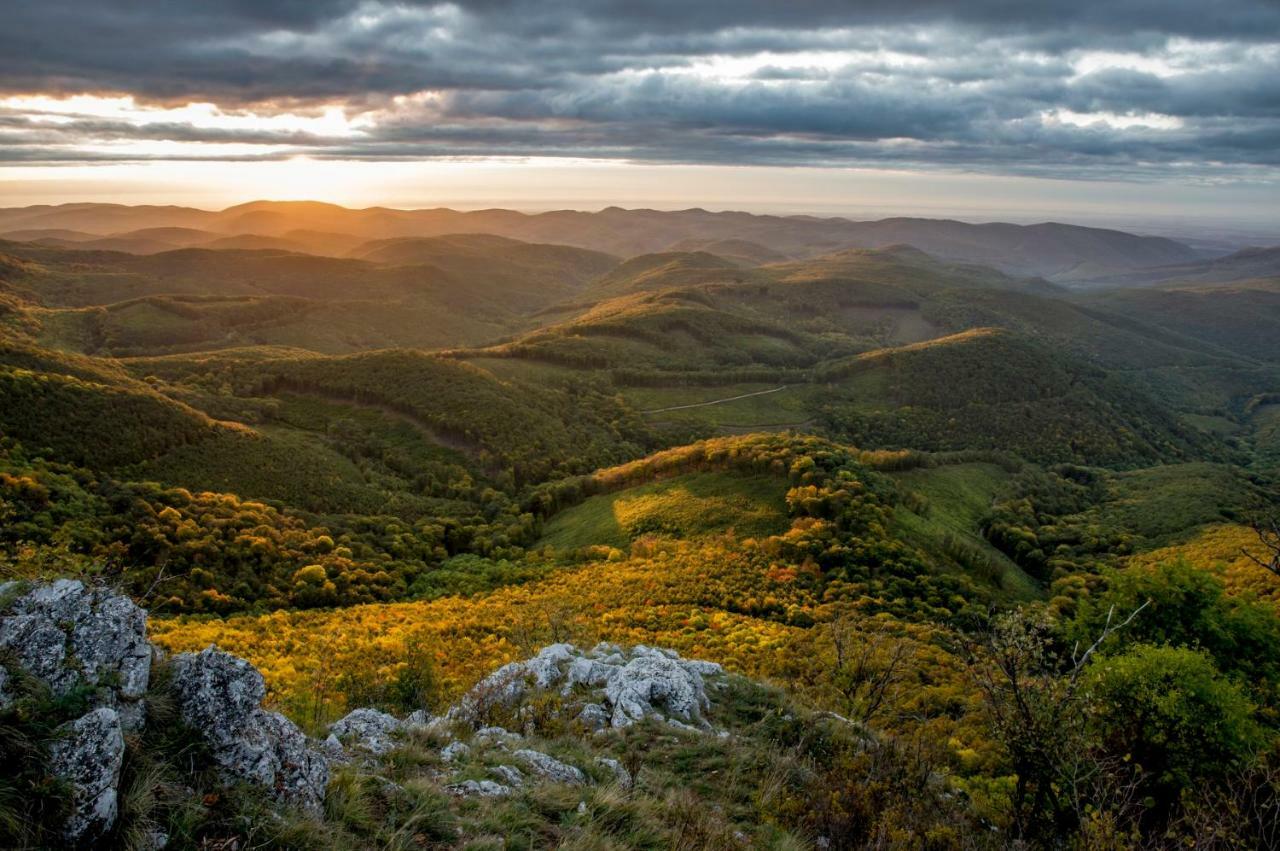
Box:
1;1;1278;178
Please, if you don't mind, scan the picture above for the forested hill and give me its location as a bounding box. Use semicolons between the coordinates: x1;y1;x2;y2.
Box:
0;200;1209;279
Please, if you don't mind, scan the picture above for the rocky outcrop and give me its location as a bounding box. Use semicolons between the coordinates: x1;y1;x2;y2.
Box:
2;579;734;841
604;652;713;728
330;707;403;755
0;579;150;728
49;707;126;846
451;642;723;731
170;645;330;815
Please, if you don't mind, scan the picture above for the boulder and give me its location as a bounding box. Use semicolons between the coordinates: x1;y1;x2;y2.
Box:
565;656;617;691
513;749;586;785
490;764;525;787
475;725;522;748
595;757;633;790
171;646;329;814
440;741;471;762
576;703;610;731
48;707;125;845
330;707;402;755
449;643;578;722
446;643;724;733
404;709;432;727
0;580;150;729
446;779;512;797
605;654;713;728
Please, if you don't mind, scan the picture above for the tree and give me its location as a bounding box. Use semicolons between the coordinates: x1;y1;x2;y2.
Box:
1086;644;1267;818
964;602;1147;844
1244;513;1280;579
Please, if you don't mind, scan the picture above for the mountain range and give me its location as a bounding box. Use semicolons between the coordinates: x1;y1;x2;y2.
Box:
0;200;1218;281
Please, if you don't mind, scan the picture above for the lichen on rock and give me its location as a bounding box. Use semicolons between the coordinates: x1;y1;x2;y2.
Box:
48;707;126;846
170;645;330;814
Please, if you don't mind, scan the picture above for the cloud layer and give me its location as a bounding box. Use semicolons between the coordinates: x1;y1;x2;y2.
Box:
2;1;1278;180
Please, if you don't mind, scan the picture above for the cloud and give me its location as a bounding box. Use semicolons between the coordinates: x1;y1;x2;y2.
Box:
0;1;1277;181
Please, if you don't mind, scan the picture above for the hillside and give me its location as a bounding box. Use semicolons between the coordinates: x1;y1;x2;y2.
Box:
1080;280;1280;363
0;201;1209;279
0;237;620;355
1075;245;1280;287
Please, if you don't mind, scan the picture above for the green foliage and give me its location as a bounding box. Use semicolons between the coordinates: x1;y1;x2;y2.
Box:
537;470;790;550
1068;561;1280;705
1086;644;1267;798
817;329;1224;468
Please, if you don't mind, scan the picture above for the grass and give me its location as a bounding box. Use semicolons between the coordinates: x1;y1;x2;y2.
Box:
890;462;1039;598
537;470;791;550
624;384;815;428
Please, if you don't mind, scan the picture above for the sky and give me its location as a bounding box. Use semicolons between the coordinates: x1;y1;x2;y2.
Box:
2;1;1278;228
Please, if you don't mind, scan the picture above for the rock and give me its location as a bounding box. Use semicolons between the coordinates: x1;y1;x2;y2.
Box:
513;749;586;785
441;741;471;762
48;707;125;844
525;643;576;687
490;764;525;787
565;656;617;691
404;709;432;727
595;757;633;790
316;734;348;764
330;707;402;755
444;643;725;736
576;702;610;731
474;725;522;749
605;655;712;728
171;645;329;814
446;779;512;797
141;830;169;850
0;580;150;729
449;645;577;723
0;666;12;712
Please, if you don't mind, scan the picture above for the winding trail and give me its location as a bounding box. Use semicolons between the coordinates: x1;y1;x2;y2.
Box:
638;385;791;414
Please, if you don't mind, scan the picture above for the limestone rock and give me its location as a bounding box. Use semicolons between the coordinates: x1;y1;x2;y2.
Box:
0;580;150;729
605;655;713;728
441;741;471;762
490;764;525;787
171;645;329;814
450;643;578;722
317;734;348;764
447;643;724;734
404;709;432;727
595;757;633;790
448;643;725;735
513;749;586;785
475;725;522;748
330;707;402;755
49;707;125;845
446;779;512;797
576;702;610;730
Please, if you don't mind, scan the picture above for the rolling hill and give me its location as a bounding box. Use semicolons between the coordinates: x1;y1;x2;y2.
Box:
1075;245;1280;287
0;201;1212;279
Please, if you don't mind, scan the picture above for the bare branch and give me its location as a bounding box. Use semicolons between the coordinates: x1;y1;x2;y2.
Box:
1069;599;1150;686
